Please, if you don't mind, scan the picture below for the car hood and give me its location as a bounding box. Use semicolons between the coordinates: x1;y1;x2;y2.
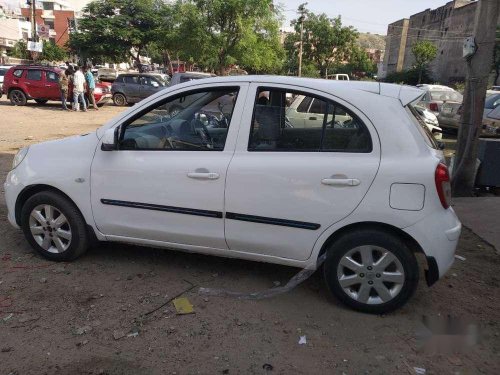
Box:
29;132;99;157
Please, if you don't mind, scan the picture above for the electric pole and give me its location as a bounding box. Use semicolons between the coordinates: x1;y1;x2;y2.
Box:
29;0;38;60
297;3;307;77
452;0;499;196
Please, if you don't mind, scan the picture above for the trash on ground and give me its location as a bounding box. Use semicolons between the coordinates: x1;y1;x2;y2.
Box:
113;330;126;340
2;313;13;321
262;363;273;371
298;335;307;345
199;253;327;300
74;325;92;335
173;297;194;315
455;255;466;261
414;367;426;374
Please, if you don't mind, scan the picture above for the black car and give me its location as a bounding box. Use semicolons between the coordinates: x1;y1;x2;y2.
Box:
111;73;168;106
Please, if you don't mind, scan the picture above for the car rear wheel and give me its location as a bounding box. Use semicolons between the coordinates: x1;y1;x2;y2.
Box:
35;99;48;105
21;191;89;261
10;89;27;106
113;93;127;106
323;229;419;314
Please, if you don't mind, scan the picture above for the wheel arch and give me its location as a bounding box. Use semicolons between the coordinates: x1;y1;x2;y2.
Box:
8;87;28;98
317;221;425;262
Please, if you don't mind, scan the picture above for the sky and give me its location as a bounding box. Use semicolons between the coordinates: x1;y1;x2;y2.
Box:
2;0;456;35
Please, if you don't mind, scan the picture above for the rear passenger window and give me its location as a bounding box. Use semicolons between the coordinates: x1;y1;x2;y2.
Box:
124;76;138;84
13;69;23;78
248;88;372;153
46;71;58;82
26;70;42;81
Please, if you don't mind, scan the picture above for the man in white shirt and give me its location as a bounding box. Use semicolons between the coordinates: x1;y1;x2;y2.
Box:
72;66;87;112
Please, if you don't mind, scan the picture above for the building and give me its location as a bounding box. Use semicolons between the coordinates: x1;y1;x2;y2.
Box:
21;0;76;47
381;0;481;84
0;2;31;60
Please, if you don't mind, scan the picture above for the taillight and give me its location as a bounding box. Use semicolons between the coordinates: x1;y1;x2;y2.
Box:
429;102;439;112
435;163;451;209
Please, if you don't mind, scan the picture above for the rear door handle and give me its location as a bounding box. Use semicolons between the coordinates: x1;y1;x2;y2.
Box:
321;178;360;186
187;172;219;180
309;116;318;120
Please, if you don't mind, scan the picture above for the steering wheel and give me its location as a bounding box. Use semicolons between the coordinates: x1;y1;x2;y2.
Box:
196;122;212;147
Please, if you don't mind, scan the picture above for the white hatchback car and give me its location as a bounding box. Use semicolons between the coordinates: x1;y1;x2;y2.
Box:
4;77;461;313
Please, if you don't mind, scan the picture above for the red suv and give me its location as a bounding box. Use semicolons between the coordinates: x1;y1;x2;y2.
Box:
2;65;112;106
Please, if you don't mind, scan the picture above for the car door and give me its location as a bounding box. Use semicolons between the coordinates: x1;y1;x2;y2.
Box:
224;83;380;261
123;75;140;102
139;76;162;99
44;70;61;100
91;83;248;249
24;69;45;98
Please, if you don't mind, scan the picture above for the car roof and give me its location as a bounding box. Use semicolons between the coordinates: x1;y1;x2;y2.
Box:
174;75;424;106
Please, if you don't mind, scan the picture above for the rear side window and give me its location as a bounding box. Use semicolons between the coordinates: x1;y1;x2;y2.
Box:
26;70;42;81
13;69;23;78
115;76;124;83
46;71;58;82
124;76;139;84
407;104;438;149
248;88;372;153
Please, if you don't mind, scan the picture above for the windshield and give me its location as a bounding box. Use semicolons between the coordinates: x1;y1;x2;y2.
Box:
485;94;500;109
430;90;462;102
406;104;439;149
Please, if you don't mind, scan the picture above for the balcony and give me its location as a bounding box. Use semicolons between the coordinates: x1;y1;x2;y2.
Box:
0;38;16;48
42;10;55;19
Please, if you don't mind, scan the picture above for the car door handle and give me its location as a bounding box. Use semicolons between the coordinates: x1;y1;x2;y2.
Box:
309;116;317;120
187;172;220;180
321;178;360;186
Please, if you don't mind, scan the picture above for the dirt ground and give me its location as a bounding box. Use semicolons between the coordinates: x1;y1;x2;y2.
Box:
0;97;499;375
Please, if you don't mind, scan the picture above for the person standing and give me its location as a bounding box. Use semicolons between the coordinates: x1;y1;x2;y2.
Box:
84;65;98;110
58;70;71;111
72;66;87;112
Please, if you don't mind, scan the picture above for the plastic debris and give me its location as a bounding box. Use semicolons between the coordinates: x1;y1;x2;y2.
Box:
173;297;194;315
298;335;307;345
74;325;92;335
455;255;466;261
199;253;327;300
2;313;13;321
414;367;426;375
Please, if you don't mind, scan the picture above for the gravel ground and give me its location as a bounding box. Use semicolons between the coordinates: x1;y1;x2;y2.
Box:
0;97;499;375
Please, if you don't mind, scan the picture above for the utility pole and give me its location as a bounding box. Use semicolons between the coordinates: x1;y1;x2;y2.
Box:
452;0;499;196
28;0;38;61
297;3;307;77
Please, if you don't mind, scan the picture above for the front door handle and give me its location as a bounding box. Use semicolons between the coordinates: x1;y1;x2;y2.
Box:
187;172;219;180
321;178;360;186
309;116;318;120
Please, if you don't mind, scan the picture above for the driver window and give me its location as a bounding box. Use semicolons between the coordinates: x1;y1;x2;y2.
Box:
121;88;239;151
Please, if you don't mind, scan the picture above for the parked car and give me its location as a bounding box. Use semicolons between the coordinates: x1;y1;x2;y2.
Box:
4;77;461;313
0;65;12;97
169;72;215;86
2;65;112;107
327;74;349;81
111;73;169;106
438;93;500;133
97;67;118;82
482;101;500;135
417;84;463;116
413;105;443;140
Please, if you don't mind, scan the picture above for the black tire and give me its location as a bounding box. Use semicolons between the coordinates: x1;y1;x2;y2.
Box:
20;191;89;262
323;229;419;314
35;99;48;105
113;93;127;106
10;89;27;106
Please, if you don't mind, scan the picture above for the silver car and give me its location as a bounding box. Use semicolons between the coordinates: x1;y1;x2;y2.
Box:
417;84;463;125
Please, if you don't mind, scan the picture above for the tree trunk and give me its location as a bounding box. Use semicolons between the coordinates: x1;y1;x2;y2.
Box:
418;67;423;85
163;49;174;76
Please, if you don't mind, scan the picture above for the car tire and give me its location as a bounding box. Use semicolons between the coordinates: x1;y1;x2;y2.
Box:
20;191;89;262
10;89;27;106
113;93;127;106
35;99;48;105
323;229;419;314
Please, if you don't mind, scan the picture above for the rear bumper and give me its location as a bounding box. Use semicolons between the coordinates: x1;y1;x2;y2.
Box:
403;207;461;286
437;115;460;129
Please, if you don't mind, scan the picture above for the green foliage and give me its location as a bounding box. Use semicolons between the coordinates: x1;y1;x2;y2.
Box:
69;0;164;65
40;41;67;62
384;68;432;86
335;44;377;77
411;40;438;69
7;40;31;60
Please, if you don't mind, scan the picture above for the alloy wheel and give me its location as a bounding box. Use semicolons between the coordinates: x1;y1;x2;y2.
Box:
336;245;405;305
29;204;72;253
11;91;23;104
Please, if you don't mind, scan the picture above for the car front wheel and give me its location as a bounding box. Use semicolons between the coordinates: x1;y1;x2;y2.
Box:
323;229;419;314
10;89;27;106
113;93;127;106
21;191;89;261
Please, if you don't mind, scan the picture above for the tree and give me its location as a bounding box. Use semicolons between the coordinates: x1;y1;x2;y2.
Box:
40;41;67;62
411;40;437;84
69;0;164;67
186;0;284;75
284;7;359;78
493;26;500;85
7;40;31;60
337;44;377;78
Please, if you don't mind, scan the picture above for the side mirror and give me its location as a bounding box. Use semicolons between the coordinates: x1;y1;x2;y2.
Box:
101;126;121;151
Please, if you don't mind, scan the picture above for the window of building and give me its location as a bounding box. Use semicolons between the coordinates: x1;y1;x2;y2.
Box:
248;88;372;153
43;2;54;10
120;88;239;151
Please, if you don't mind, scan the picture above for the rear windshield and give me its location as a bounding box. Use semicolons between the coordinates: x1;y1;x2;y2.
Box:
406;104;439;149
430;90;462;102
485;94;500;109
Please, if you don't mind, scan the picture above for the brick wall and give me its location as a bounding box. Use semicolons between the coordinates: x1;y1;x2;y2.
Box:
21;8;74;47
